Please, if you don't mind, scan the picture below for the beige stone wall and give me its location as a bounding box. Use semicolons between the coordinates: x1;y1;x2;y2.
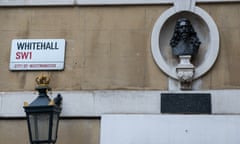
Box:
0;4;240;91
0;119;99;144
1;3;240;144
199;3;240;89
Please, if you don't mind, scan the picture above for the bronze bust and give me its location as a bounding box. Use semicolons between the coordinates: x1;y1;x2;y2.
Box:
170;18;201;57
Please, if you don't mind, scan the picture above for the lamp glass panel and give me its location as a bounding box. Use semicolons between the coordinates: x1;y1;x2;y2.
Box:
29;113;50;141
51;113;59;141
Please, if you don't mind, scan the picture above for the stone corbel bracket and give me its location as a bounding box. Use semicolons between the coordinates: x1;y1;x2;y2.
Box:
151;0;219;90
176;55;195;90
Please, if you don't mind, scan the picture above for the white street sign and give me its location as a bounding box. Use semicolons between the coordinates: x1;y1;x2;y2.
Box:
9;39;66;70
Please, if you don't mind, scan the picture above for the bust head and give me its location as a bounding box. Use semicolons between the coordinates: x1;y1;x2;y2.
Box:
170;18;201;57
178;18;191;41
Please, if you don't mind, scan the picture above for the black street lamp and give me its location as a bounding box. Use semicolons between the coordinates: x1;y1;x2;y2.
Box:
24;74;62;144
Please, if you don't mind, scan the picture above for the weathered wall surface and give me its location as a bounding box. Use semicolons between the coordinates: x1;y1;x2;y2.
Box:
199;3;240;89
1;3;240;144
0;6;169;91
0;4;239;91
0;119;99;144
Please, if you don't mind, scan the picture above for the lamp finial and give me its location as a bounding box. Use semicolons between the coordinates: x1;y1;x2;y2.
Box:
35;73;50;87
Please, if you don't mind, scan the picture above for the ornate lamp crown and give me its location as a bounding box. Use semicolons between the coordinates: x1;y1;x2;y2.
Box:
35;73;50;87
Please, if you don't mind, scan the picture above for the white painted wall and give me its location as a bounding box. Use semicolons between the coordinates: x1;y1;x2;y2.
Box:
101;115;240;144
